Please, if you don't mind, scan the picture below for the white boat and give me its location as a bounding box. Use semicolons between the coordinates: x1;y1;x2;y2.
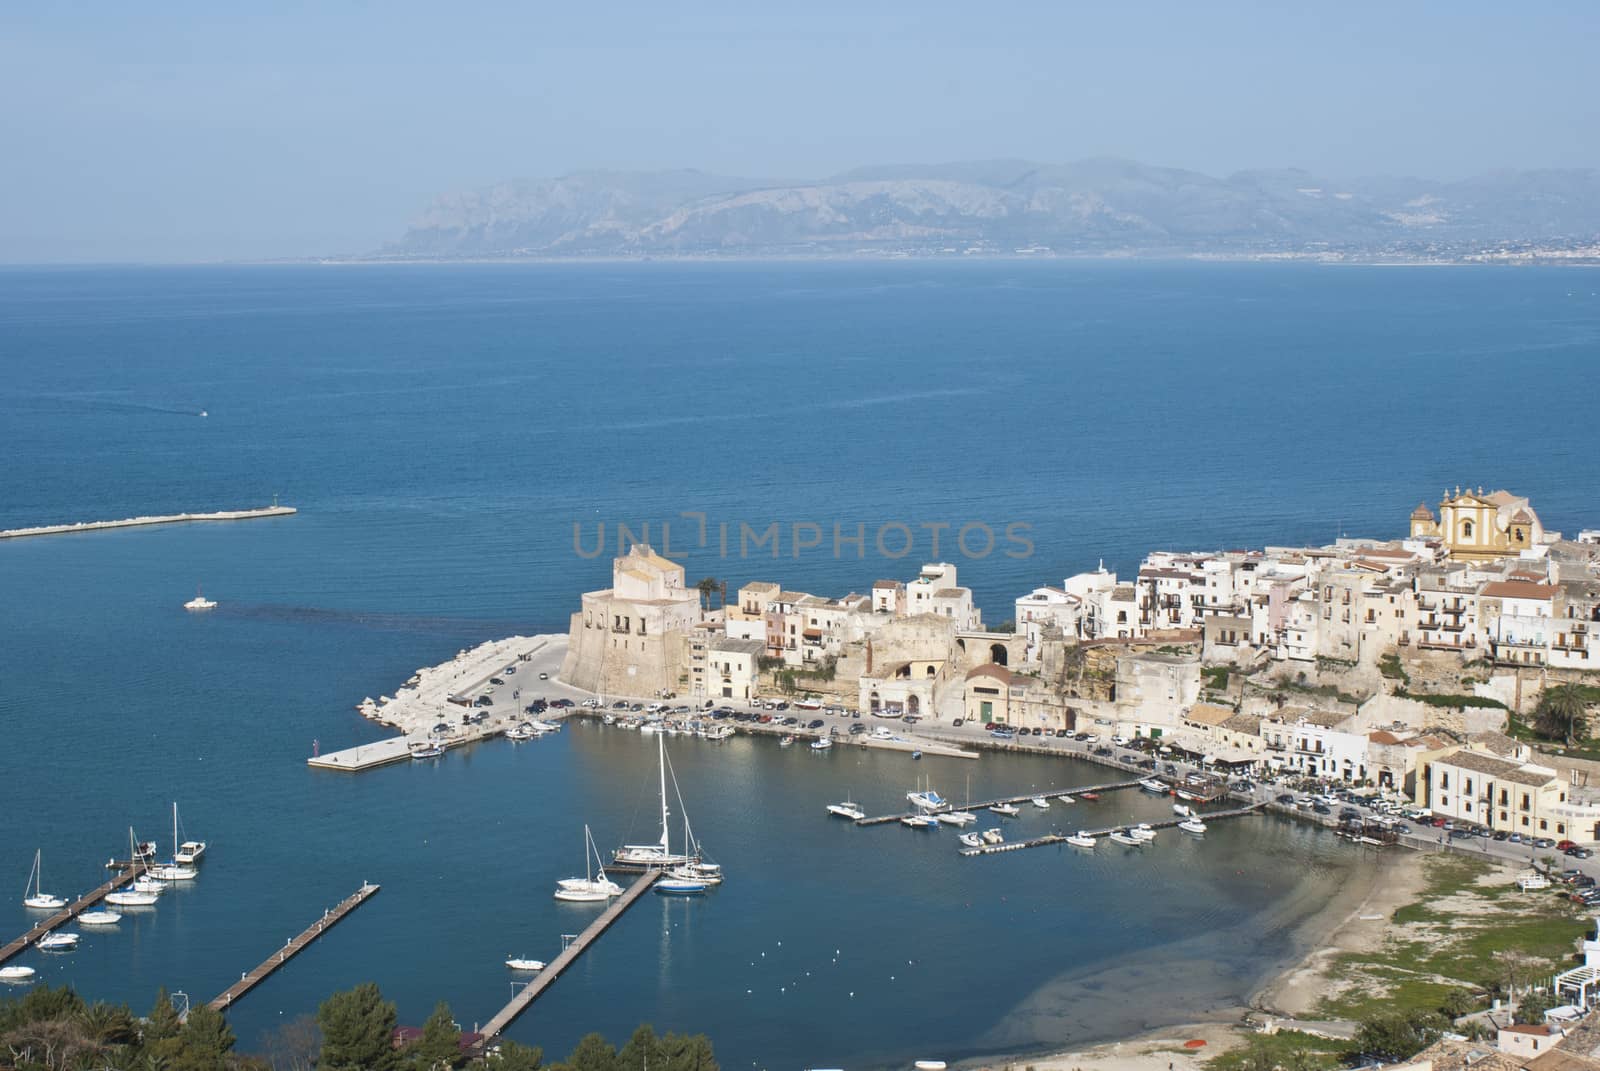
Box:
958;831;984;848
1066;832;1097;849
612;733;697;869
106;889;159;907
809;735;833;751
79;910;121;925
672;861;723;886
555;826;623;901
183;585;217;611
655;876;710;895
22;850;66;910
1031;797;1051;809
1109;829;1143;846
175;841;206;865
146;864;196;881
505;958;545;971
133;876;168;894
1173;803;1193;817
704;724;734;741
826;800;865;821
1131;823;1158;842
409;741;444;759
132;840;157;861
506;722;537;741
906;786;946;812
1179;818;1207;835
164;802;202;872
779;734;795;748
38;932;79;951
1139;778;1168;794
935;811;977;826
529;719;561;733
980;828;1004;845
900;815;936;829
915;1062;948;1071
989;803;1020;817
0;966;37;983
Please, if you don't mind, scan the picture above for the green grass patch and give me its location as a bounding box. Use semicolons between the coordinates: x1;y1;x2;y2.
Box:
1203;666;1231;691
1378;654;1409;683
1207;1031;1351;1071
1395;690;1506;710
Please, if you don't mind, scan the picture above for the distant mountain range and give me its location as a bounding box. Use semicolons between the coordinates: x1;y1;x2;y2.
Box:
374;159;1600;259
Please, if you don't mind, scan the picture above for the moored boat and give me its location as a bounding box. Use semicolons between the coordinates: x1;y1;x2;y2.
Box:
1109;829;1142;846
655;876;710;895
79;910;121;925
106;889;159;907
935;810;976;826
0;966;37;983
38;932;79;951
1066;831;1096;848
1078;792;1100;801
809;735;833;751
826;800;865;820
1179;818;1207;835
900;815;936;829
980;828;1004;845
1131;823;1157;842
505;958;545;971
1139;778;1168;794
989;803;1020;817
779;734;795;747
958;831;984;848
1031;797;1051;809
22;850;65;910
1173;803;1192;817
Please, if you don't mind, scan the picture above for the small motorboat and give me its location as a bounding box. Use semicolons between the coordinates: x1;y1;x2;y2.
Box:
174;841;207;865
133;841;157;861
989;803;1020;817
958;831;984;848
1078;792;1100;802
409;742;445;760
147;864;196;881
132;876;168;894
779;735;795;748
900;815;937;829
0;966;37;983
1109;829;1143;846
506;723;537;741
914;1061;948;1071
1139;778;1168;794
183;587;217;611
655;876;710;895
1031;797;1051;809
1179;818;1207;835
1131;823;1157;842
980;828;1004;845
826;801;865;821
105;890;159;907
505;958;545;972
1173;803;1192;817
1066;832;1096;849
810;736;833;751
935;811;976;826
78;910;121;925
906;789;946;812
912;750;923;760
38;932;79;951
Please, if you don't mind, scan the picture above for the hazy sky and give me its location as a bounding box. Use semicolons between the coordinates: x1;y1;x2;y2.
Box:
3;2;1596;262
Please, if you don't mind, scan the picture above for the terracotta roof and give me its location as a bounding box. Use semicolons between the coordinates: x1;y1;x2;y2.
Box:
1504;1024;1555;1036
1512;507;1536;523
965;664;1013;684
1369;730;1405;745
1412;502;1435;519
1480;580;1558;601
872;580;900;590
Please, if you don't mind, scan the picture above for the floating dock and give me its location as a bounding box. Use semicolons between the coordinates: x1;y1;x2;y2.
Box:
207;883;380;1011
0;867;140;966
0;505;296;540
853;778;1147;826
306;738;415;772
957;802;1266;856
476;870;660;1043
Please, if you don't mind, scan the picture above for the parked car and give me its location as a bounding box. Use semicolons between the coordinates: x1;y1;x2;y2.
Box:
1493;831;1510;841
1312;804;1332;815
1558;840;1579;852
489;677;505;686
952;718;964;727
807;719;824;730
1534;837;1557;849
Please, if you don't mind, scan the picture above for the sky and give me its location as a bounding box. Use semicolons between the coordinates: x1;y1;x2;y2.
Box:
2;2;1597;262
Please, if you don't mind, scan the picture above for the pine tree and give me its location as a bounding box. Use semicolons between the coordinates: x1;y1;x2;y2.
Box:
617;1025;658;1071
562;1033;619;1071
146;988;184;1043
317;983;400;1071
173;1005;236;1071
409;1001;462;1070
490;1041;544;1071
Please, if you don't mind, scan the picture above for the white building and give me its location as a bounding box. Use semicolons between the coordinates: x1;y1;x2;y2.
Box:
1261;709;1371;782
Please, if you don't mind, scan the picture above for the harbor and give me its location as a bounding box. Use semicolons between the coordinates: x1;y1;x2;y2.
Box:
852;778;1147;826
954;802;1267;855
0;504;296;540
207;883;381;1010
0;866;140;967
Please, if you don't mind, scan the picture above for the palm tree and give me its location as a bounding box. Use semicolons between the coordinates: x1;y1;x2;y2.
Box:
1535;684;1590;747
695;577;720;611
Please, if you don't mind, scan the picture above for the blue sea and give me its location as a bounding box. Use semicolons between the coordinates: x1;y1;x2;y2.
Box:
1;261;1597;1067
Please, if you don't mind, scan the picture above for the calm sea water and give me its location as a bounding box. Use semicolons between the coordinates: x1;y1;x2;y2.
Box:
1;262;1597;1067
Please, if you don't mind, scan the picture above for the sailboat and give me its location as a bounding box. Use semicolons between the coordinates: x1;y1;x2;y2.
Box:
613;733;695;869
938;774;977;826
170;803;206;866
106;830;161;907
555;826;623;901
22;850;66;910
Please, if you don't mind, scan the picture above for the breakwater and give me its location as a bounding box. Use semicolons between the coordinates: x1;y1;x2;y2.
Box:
0;505;297;540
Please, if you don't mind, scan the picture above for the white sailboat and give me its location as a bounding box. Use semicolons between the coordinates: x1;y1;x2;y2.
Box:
612;732;695;869
940;774;977;826
107;829;161;907
555;826;623;901
22;850;66;910
79;910;122;925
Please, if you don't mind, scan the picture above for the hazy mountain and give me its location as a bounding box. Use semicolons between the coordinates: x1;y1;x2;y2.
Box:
378;160;1600;258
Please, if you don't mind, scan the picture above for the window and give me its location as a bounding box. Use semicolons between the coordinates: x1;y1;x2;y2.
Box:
1462;519;1475;538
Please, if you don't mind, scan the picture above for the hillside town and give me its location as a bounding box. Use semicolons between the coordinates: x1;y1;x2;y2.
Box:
561;488;1600;842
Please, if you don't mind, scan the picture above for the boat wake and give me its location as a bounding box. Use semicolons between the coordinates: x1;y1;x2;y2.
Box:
8;391;208;418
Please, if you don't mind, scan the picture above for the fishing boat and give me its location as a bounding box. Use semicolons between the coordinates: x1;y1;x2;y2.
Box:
826;800;865;820
779;734;795;748
79;910;121;925
958;831;984;848
1031;796;1051;809
1131;823;1158;842
22;850;66;910
935;810;976;826
1173;803;1192;817
980;828;1004;845
613;733;696;869
0;966;37;983
1109;829;1143;846
38;932;79;951
183;586;216;611
529;719;560;734
989;803;1020;817
1179;818;1207;835
809;735;833;751
655;875;710;895
1078;792;1101;802
555;826;623;901
900;814;936;829
1174;788;1207;802
1139;778;1168;794
409;740;444;759
505;958;546;971
1066;831;1096;849
704;724;734;741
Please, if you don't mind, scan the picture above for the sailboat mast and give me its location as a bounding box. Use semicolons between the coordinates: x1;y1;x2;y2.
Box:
658;732;670;853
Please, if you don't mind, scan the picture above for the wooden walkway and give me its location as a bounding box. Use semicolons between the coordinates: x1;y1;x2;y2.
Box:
957;802;1266;856
0;866;141;966
207;883;381;1011
854;779;1146;826
477;870;661;1042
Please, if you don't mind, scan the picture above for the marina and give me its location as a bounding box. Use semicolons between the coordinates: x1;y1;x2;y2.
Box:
955;803;1267;856
206;882;381;1010
0;505;296;540
0;866;140;967
853;779;1147;826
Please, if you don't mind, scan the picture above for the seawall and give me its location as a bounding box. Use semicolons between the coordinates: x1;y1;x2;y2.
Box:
0;506;297;540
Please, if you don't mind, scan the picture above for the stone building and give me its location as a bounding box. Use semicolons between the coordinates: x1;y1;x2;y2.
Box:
560;544;703;697
1409;488;1546;562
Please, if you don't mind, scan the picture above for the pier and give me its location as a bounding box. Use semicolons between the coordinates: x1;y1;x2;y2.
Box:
0;505;296;540
956;802;1267;856
0;867;139;966
853;778;1147;826
477;870;660;1043
207;883;380;1011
